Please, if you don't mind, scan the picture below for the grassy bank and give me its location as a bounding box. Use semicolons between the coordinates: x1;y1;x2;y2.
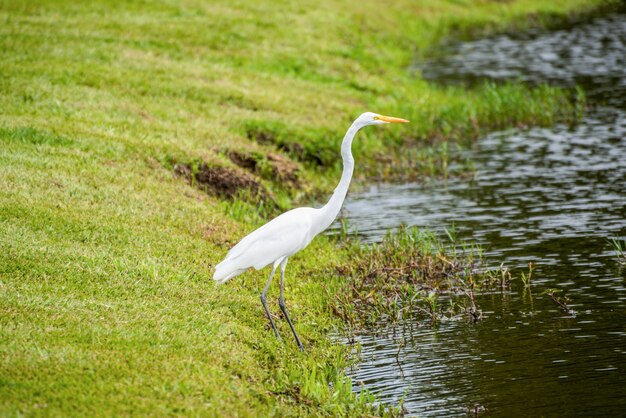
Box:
0;0;612;415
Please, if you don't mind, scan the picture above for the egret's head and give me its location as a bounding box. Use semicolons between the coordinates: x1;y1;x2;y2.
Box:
356;112;410;127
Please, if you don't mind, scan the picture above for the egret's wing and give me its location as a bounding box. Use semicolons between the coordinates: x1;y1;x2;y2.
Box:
219;208;315;271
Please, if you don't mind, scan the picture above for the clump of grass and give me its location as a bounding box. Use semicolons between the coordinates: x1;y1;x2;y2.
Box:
330;225;505;326
272;354;402;417
0;126;73;147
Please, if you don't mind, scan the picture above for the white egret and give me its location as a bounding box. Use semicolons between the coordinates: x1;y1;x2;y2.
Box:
213;112;409;350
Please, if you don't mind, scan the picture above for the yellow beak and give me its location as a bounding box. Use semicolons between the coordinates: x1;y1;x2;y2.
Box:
374;115;410;123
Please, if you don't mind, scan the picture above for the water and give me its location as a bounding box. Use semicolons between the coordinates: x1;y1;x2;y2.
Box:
334;12;626;417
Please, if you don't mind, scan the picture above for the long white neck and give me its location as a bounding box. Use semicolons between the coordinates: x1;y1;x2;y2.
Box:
315;121;361;233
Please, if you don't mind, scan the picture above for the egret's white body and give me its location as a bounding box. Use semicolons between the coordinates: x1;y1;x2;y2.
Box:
213;112;408;350
214;207;318;282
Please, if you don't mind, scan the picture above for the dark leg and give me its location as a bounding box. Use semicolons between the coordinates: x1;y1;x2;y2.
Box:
278;258;304;351
260;265;281;340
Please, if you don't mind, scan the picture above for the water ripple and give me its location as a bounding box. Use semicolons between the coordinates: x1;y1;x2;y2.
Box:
333;11;626;417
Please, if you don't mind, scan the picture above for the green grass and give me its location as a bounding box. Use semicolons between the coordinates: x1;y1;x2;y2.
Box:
0;127;383;415
0;0;614;415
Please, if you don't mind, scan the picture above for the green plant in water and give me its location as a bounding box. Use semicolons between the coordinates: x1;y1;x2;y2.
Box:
444;222;457;244
424;291;439;324
520;261;535;288
609;237;626;265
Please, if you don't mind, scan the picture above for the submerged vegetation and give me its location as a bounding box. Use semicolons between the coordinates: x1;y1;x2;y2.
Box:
0;0;616;415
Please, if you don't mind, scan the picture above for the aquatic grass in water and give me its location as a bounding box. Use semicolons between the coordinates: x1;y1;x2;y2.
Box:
330;226;510;326
609;237;626;265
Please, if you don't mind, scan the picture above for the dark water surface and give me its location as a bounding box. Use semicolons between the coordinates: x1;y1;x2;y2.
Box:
334;12;626;417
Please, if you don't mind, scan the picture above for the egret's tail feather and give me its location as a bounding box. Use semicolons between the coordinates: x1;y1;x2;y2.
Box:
213;259;246;284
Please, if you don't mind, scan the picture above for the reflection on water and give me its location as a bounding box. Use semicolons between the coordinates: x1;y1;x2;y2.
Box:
334;11;626;417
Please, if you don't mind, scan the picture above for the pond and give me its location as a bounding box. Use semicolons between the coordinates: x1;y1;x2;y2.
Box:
333;11;626;416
